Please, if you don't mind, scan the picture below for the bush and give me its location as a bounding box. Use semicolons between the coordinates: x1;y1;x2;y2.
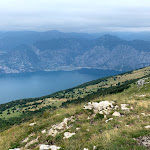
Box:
94;113;104;120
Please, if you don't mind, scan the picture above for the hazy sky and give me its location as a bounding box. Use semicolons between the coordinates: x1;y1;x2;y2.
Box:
0;0;150;32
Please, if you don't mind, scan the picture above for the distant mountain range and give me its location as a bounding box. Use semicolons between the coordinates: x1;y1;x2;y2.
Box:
0;31;150;73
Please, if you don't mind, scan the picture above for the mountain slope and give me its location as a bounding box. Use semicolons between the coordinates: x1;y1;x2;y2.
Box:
0;66;150;150
1;35;150;73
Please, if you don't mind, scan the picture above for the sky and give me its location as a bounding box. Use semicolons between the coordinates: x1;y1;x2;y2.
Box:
0;0;150;32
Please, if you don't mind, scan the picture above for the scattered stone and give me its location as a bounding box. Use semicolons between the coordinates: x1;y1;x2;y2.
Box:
25;137;39;148
125;125;129;127
86;129;90;131
130;106;134;110
144;125;150;129
105;118;113;123
83;148;88;150
29;122;36;126
139;95;146;97
136;135;150;148
141;113;150;116
93;146;97;149
141;113;146;116
48;116;74;137
39;144;61;150
121;104;129;111
41;129;46;134
76;128;80;131
22;137;29;143
9;148;20;150
112;111;121;117
22;133;35;143
63;132;76;139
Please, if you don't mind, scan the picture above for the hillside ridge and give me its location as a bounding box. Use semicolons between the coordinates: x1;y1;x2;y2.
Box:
0;66;150;149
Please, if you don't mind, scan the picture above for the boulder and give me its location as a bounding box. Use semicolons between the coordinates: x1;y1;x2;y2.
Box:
121;104;129;111
29;122;36;126
144;125;150;129
112;111;121;117
63;132;76;139
84;101;114;114
41;129;46;134
76;128;80;131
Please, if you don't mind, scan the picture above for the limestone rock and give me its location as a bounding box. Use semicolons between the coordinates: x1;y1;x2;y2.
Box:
137;136;150;148
48;116;74;137
139;95;146;97
39;144;61;150
112;111;121;117
141;113;146;116
76;128;80;131
22;133;35;143
144;125;150;129
114;105;119;110
41;129;46;134
29;122;36;126
105;118;113;123
25;137;39;148
63;132;76;139
22;137;29;143
9;148;20;150
121;104;129;111
137;79;145;86
84;101;114;114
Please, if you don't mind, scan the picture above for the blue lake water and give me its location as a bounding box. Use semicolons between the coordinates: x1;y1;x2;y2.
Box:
0;69;121;104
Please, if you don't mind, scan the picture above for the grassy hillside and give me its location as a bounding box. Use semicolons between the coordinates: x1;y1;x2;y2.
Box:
0;67;150;149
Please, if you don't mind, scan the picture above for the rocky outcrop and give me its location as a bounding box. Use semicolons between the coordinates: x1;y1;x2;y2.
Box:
84;101;114;114
48;116;74;136
136;136;150;148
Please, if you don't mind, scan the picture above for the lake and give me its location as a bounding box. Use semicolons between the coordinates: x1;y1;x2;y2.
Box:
0;69;122;104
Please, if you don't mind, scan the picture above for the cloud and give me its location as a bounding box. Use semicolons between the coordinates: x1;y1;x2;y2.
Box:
0;0;150;32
